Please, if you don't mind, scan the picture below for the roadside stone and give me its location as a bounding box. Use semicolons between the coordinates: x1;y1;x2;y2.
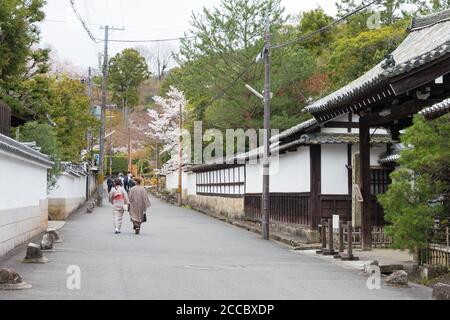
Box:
0;268;32;290
40;233;54;250
86;200;95;213
46;228;62;243
432;283;450;300
380;264;404;274
363;260;379;273
22;243;49;264
386;270;408;286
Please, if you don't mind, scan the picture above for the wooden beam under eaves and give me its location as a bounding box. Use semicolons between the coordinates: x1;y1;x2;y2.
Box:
323;121;360;129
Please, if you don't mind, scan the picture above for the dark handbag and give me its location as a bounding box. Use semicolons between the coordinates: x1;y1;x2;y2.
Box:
143;213;147;223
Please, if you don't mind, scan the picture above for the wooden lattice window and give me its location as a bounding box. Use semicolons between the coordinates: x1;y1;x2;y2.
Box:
196;165;245;197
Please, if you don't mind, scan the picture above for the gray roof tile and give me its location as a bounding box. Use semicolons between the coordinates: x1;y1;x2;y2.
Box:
419;98;450;119
305;9;450;116
0;133;53;168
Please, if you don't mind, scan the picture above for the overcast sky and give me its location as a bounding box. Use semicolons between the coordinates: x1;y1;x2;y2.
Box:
39;0;337;71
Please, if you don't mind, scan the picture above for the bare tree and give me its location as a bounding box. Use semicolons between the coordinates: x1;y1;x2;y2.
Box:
136;43;176;81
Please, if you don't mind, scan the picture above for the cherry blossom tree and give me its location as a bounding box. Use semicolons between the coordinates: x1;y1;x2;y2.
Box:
147;86;190;175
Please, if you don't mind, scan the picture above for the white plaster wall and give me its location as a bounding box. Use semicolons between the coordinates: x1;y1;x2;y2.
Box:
0;148;49;256
166;172;178;190
245;162;262;194
321;144;349;195
351;143;388;166
246;147;311;194
321;113;387;135
165;171;189;192
48;173;87;200
88;173;97;197
270;147;310;193
187;172;197;195
0;151;48;210
321;114;352;134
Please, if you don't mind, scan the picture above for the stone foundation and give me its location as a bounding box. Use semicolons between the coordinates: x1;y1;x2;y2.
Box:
0;200;48;257
268;222;320;243
48;197;86;221
185;194;244;220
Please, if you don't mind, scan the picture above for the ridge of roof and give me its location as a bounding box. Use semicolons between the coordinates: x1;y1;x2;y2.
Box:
410;9;450;31
419;98;450;119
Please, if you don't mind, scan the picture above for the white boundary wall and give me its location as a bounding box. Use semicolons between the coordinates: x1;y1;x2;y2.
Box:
47;170;94;220
245;146;311;194
0;150;49;256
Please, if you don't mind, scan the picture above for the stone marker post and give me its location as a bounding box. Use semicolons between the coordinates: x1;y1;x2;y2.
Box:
341;221;359;261
324;218;337;256
316;219;327;254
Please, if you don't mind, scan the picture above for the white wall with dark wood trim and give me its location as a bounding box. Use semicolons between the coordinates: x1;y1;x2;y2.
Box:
321;144;348;195
270;147;310;193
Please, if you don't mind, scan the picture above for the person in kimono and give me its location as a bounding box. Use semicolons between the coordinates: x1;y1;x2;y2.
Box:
109;178;129;234
128;177;151;234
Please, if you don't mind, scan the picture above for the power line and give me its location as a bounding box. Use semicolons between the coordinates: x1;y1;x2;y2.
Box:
44;19;186;32
69;0;195;44
69;0;103;43
199;0;380;108
271;0;381;50
203;57;260;109
108;35;197;43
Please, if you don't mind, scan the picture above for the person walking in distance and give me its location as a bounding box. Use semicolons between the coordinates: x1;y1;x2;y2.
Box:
109;178;129;234
123;174;129;193
128;177;150;234
106;176;114;194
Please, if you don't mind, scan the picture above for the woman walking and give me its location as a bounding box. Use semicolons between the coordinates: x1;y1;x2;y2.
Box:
109;178;129;234
128;177;151;234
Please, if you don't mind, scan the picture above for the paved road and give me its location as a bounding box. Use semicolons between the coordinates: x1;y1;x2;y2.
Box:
0;195;432;300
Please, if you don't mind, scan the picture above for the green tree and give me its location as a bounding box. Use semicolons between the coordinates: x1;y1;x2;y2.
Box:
299;8;335;52
327;23;407;89
378;115;450;252
166;0;317;132
19;121;61;191
0;0;49;105
108;48;150;110
46;75;98;162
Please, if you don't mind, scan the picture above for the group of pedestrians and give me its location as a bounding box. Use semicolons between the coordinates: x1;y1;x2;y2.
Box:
107;172;151;235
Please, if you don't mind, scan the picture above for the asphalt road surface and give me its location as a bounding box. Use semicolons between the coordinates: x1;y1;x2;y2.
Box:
0;195;432;300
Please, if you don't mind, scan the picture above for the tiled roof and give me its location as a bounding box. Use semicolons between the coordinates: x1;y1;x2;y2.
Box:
270;118;318;143
0;133;53;168
305;9;450;116
378;153;401;165
419;98;450;120
62;162;88;176
378;143;406;165
275;133;392;153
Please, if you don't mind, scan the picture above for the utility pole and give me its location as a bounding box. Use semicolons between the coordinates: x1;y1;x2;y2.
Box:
98;25;124;207
126;100;132;173
87;67;94;163
262;11;271;240
109;104;114;177
97;25;109;207
177;104;183;206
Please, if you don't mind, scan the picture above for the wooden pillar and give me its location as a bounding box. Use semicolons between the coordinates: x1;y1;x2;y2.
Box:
359;118;372;251
310;145;321;230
